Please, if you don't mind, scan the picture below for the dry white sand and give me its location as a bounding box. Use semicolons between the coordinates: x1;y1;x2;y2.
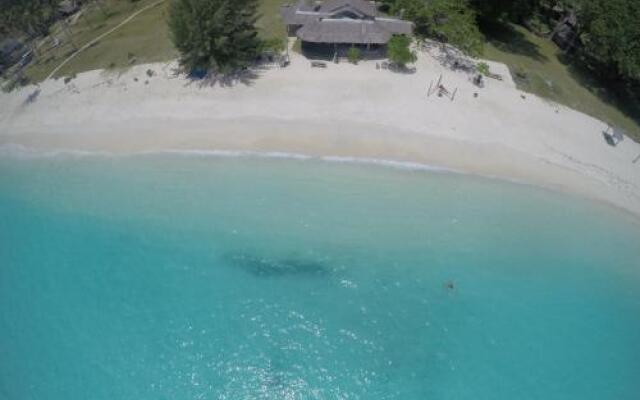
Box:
1;48;639;217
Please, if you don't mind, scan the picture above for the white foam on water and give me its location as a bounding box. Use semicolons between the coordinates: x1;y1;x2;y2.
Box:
320;155;460;173
147;149;313;160
0;144;454;172
0;143;113;159
0;143;532;187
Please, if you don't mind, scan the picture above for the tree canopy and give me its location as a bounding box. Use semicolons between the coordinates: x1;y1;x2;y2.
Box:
384;0;484;56
387;34;417;67
0;0;61;38
577;0;640;81
470;0;539;23
168;0;262;74
387;0;639;82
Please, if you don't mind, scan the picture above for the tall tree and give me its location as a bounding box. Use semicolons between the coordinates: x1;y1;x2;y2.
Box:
168;0;262;74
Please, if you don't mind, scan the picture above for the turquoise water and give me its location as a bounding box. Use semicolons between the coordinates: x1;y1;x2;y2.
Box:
1;153;639;400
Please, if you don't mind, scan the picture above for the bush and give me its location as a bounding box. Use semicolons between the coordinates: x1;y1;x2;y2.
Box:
388;0;483;56
260;37;285;54
63;73;76;84
292;39;302;54
387;35;417;67
347;47;361;64
477;62;489;75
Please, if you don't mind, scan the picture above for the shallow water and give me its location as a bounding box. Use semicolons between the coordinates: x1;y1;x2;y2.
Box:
1;153;639;400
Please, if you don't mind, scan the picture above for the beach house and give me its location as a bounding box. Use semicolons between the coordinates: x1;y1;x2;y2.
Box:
280;0;413;58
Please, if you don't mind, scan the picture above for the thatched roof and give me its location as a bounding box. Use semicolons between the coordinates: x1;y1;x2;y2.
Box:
282;0;413;44
318;0;376;16
376;18;413;35
297;19;391;44
281;0;378;25
280;5;325;25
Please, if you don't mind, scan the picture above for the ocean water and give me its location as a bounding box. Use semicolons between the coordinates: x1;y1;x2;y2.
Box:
1;152;639;400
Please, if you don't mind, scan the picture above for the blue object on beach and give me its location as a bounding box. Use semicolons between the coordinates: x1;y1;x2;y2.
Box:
188;67;208;79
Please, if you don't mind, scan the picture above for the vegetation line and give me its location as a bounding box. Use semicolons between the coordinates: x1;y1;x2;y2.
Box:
45;0;166;81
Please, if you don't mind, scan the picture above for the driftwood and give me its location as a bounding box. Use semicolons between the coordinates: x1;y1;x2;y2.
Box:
485;72;503;81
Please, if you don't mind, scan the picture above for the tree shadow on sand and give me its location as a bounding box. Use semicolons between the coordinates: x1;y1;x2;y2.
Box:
387;64;417;74
182;65;265;89
22;87;41;106
480;21;548;62
557;52;640;140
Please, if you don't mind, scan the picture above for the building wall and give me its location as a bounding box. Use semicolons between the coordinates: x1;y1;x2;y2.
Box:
301;42;387;61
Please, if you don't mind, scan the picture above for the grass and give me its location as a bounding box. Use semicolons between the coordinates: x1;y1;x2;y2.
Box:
256;0;286;40
22;0;286;83
24;0;168;82
481;22;640;142
55;0;177;78
292;38;302;55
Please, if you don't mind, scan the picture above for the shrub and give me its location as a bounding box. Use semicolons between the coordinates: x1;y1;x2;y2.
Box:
63;73;76;84
387;35;417;67
477;62;489;75
347;46;361;64
260;37;285;54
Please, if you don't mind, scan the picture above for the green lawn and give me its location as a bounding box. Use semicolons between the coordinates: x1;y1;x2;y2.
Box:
256;0;286;40
23;0;286;82
55;0;177;78
24;0;168;82
482;23;640;142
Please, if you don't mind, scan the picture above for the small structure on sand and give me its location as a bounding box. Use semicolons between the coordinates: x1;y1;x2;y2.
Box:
427;74;457;101
551;9;579;51
281;0;413;59
59;0;80;17
603;126;625;147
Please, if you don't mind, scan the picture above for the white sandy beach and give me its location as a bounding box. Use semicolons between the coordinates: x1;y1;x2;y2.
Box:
1;48;639;217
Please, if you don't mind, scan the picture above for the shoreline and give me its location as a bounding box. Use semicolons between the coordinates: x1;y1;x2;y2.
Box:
2;116;640;220
1;50;640;218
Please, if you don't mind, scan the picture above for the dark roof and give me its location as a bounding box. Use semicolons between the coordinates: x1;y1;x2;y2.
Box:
59;0;79;14
1;39;23;55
